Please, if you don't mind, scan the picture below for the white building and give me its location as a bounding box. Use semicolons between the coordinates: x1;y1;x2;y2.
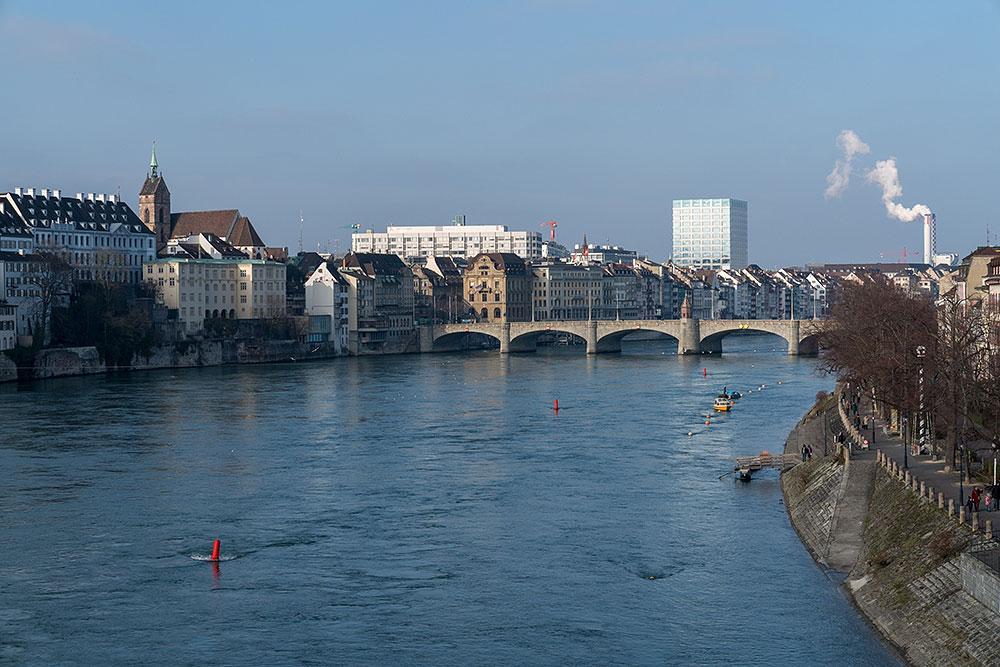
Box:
353;221;543;261
303;260;349;353
4;188;156;283
0;250;46;337
144;257;286;333
671;198;748;270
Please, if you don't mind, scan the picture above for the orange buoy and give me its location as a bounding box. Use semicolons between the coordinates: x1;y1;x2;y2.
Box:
210;539;220;561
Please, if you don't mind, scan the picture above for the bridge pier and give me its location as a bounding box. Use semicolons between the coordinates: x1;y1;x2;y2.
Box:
585;321;598;355
499;323;511;354
787;321;799;356
679;317;700;355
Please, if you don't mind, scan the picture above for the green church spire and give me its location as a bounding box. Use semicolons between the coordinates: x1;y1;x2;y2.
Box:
150;140;159;177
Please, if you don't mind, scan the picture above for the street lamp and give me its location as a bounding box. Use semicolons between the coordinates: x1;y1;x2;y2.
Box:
916;345;927;459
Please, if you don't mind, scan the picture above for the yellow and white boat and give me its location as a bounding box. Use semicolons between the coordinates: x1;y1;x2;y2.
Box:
713;396;733;411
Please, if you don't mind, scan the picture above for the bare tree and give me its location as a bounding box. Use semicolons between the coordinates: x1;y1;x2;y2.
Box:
28;251;74;346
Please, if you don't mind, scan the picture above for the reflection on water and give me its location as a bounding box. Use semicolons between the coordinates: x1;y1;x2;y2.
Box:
0;334;897;665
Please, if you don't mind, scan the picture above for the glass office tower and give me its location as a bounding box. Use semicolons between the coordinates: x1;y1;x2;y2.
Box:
671;198;748;270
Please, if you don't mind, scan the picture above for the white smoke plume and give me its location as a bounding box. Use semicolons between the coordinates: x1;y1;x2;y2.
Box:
824;129;871;199
865;158;931;222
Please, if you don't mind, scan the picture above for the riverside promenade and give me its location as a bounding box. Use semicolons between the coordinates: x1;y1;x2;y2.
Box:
838;392;999;539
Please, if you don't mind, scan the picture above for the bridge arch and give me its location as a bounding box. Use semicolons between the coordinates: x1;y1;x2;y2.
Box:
509;326;588;353
699;327;791;354
596;328;680;353
430;328;501;352
797;332;821;356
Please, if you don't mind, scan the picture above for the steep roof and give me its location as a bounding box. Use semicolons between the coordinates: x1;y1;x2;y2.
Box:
139;174;169;197
0;197;32;237
343;251;408;276
228;216;264;247
4;191;152;236
170;209;240;239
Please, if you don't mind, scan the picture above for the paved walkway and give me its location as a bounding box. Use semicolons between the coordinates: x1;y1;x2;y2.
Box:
841;392;1000;533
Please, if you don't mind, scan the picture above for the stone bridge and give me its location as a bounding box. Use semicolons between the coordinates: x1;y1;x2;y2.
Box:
419;318;825;355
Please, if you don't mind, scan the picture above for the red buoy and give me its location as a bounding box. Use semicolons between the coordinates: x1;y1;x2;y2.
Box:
211;539;221;561
703;368;707;377
554;399;559;412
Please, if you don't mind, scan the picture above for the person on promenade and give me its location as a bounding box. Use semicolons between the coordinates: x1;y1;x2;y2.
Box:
993;486;1000;511
972;487;981;513
807;444;813;460
801;444;808;462
985;488;994;512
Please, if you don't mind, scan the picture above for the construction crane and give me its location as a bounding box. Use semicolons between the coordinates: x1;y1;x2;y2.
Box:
540;220;557;241
878;246;919;264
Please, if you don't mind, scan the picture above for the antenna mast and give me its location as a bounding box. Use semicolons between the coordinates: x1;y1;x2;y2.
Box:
299;210;304;255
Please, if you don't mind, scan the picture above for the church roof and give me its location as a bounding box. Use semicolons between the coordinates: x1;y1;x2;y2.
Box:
170;209;239;239
228;216;265;248
169;209;265;248
139;174;169;197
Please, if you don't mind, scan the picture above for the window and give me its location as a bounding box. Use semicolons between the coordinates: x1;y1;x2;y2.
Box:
240;295;247;304
493;308;501;318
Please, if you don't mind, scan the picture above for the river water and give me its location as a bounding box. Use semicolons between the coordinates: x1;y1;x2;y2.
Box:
1;333;897;665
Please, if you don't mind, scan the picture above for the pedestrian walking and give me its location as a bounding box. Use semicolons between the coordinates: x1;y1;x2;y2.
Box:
801;444;808;462
972;487;981;513
807;444;813;460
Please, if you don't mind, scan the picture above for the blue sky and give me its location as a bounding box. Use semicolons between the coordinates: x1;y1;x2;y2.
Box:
1;1;997;266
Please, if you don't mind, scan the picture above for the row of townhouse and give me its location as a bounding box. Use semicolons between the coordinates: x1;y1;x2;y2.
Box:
298;251;849;356
714;266;837;320
303;252;415;355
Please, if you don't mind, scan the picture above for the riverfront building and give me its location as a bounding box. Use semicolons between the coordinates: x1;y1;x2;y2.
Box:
464;253;530;323
671;198;748;270
352;219;544;261
0;251;46;337
1;188;156;283
339;252;416;354
303;260;349;353
0;303;16;350
144;257;286;332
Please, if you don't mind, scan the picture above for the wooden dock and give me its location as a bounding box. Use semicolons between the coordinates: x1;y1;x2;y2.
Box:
728;452;801;480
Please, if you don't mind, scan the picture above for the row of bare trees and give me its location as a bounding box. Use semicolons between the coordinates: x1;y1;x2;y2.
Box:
818;277;1000;467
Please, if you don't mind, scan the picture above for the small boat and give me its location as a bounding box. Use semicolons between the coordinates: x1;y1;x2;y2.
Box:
713;396;733;411
725;391;743;400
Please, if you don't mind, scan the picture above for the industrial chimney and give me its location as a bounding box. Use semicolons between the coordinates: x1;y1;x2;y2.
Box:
923;213;936;265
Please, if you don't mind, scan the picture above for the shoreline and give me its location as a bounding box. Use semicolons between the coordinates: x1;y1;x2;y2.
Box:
782;395;1000;666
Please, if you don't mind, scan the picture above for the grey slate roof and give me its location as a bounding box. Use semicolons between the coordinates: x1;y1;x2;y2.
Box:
4;191;153;236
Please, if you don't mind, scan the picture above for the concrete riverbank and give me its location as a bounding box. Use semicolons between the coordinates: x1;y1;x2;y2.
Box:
0;339;342;383
783;395;1000;666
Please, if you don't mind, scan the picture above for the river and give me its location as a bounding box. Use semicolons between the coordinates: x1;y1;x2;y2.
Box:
0;333;897;665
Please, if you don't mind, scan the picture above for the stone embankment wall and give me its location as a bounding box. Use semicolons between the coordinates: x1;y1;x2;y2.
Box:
783;395;1000;666
2;339;342;383
849;463;1000;666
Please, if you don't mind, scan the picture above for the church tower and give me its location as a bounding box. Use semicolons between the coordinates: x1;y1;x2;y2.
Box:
139;141;171;250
